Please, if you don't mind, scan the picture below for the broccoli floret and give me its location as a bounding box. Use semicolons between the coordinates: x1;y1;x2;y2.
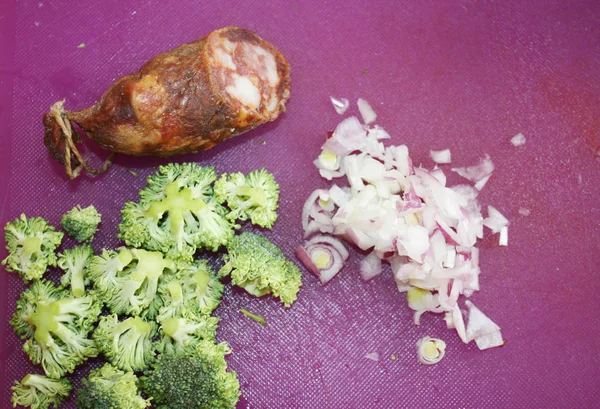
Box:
61;205;101;243
2;214;64;282
88;247;175;318
10;280;100;378
11;374;71;409
94;315;156;372
219;232;303;307
142;341;240;409
58;244;94;297
156;260;224;321
118;163;238;263
155;316;219;356
214;169;280;228
76;363;150;409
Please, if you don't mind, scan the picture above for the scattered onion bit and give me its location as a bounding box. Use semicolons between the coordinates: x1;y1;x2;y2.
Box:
416;336;446;365
330;96;350;115
510;133;526;147
357;98;377;124
365;352;380;361
430;149;452;164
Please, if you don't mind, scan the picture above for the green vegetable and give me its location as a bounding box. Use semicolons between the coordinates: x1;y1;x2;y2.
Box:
214;168;280;228
94;314;156;372
155;316;219;356
76;363;150;409
142;341;240;409
119;163;238;263
2;214;63;282
61;205;101;243
240;308;266;326
87;247;175;318
10;280;100;379
11;374;72;409
219;231;303;307
156;260;224;321
57;244;94;297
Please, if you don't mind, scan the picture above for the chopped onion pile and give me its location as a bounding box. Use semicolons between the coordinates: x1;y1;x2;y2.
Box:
416;336;446;365
297;100;509;350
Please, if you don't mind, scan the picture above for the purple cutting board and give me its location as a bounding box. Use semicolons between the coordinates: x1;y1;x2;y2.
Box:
1;1;599;408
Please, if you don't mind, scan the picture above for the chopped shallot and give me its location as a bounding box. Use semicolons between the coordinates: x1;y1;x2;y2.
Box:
357;98;377;124
510;133;526;147
298;111;508;350
430;149;452;164
360;251;382;281
452;154;494;191
330;96;350;115
365;352;380;361
296;235;349;284
416;336;446;365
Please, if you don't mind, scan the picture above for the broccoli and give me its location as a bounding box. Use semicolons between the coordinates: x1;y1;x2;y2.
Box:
76;363;150;409
2;214;63;282
240;308;266;326
142;341;240;409
118;163;238;263
94;314;156;372
61;205;101;243
88;247;175;318
156;260;224;321
10;280;100;379
11;374;71;409
57;244;94;297
214;169;280;228
155;316;219;356
219;232;303;307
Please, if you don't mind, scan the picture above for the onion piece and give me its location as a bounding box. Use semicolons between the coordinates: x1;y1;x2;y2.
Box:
499;226;508;246
510;133;526;147
360;251;382;281
416;336;446;365
483;205;509;233
452;154;494;190
296;235;349;284
357;98;377;124
365;352;380;361
430;149;452;164
465;301;504;350
330;96;349;115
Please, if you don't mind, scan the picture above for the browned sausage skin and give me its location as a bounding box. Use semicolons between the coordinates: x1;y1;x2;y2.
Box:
43;26;291;179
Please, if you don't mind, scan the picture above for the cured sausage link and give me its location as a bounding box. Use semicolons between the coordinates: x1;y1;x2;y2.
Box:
43;26;291;179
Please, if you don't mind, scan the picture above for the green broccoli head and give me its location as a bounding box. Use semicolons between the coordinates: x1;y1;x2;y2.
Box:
219;232;303;307
2;214;64;282
88;247;175;319
11;374;72;409
118;163;238;263
61;205;102;243
142;341;240;409
10;280;100;378
94;315;156;372
76;363;151;409
214;169;280;228
58;244;94;297
156;260;224;322
155;316;219;356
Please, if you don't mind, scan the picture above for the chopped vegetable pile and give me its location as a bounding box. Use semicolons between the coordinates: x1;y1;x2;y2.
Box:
3;163;301;409
297;98;508;351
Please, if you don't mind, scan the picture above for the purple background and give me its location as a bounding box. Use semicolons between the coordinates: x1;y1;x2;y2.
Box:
1;0;599;408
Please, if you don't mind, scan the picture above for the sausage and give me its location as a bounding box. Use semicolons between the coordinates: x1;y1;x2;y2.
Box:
43;26;291;178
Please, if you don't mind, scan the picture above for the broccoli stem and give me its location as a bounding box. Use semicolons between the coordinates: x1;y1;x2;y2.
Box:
240;308;266;326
